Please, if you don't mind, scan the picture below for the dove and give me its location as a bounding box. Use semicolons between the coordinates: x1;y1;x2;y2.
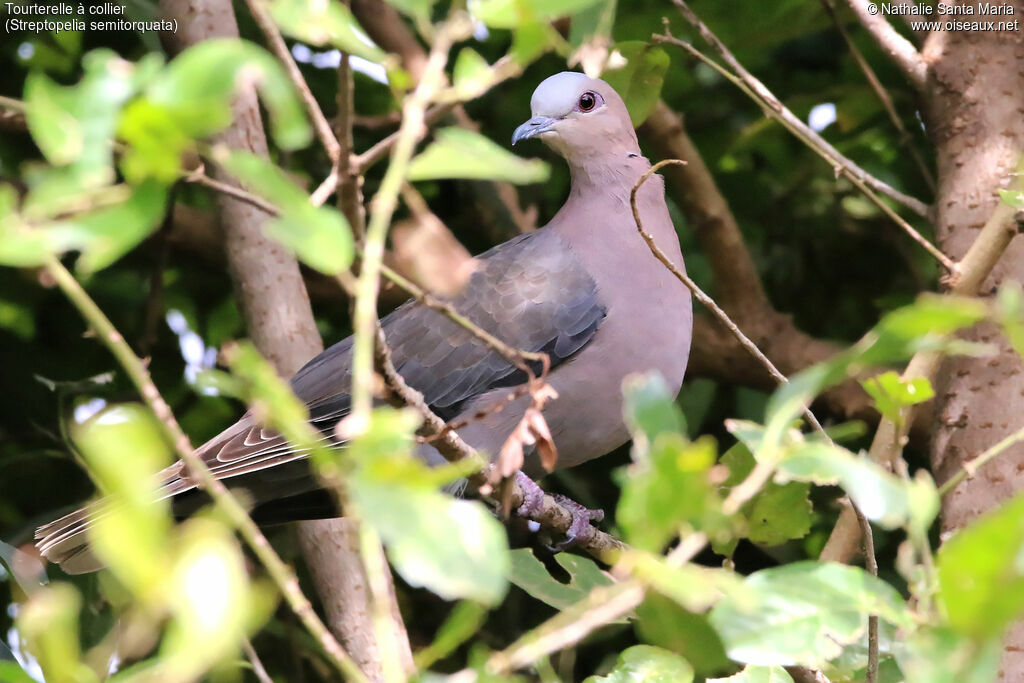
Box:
37;72;693;573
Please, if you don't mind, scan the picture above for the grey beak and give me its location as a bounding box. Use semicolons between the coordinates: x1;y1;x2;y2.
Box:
512;116;558;145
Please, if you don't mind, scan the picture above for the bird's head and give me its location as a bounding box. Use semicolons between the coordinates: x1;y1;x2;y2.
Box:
511;72;641;162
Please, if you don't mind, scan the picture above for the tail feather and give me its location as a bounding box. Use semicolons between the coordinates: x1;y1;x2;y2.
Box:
34;504;105;575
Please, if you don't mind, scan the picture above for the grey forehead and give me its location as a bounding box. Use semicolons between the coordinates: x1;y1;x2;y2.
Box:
530;72;599;117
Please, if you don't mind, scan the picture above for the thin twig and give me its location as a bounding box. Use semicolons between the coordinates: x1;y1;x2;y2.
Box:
44;258;367;683
819;0;935;191
662;1;936;224
350;19;468;423
357;524;405;683
841;0;927;91
938;423;1024;497
186;168;279;215
631;160;827;437
853;504;879;683
241;0;341;162
243;639;274;683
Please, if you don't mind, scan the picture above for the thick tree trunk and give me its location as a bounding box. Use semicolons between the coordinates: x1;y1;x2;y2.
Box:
159;1;412;678
922;9;1024;677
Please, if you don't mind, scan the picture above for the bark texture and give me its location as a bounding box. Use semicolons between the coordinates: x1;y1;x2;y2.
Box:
159;1;412;678
920;8;1024;677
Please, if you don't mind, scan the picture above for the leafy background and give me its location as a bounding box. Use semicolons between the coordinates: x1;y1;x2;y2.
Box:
0;0;1016;681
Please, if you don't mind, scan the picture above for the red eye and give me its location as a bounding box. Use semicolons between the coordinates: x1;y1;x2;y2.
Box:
578;91;597;111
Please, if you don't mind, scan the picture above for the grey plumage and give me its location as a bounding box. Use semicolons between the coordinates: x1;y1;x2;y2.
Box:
36;72;693;574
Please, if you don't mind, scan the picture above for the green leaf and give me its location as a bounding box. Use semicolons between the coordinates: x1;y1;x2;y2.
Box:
628;550;745;613
469;0;604;28
635;594;730;675
408;127;550;184
509;548;615;611
860;371;934;425
147;39;311;152
452;48;492;100
384;0;437;20
270;0;387;62
218;150;353;274
708;666;794;683
602;42;670;125
16;583;96;683
0;661;37;683
709;562;912;668
25;49;155;189
622;372;686;446
584;645;693;683
721;443;811;547
896;626;1001;683
354;482;510;605
937;491;1024;639
996;280;1024;359
415;601;488;670
999;187;1024;210
616;435;724;552
776;441;938;530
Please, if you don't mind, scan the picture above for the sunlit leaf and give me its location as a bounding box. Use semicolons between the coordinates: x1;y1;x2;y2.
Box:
147;39;311;151
996;280;1024;359
937;491;1024;639
708;666;794;683
270;0;386;62
896;626;1001;683
861;371;934;426
408;127;550;184
999;187;1024;210
628;550;745;613
709;562;912;668
509;548;615;611
219;150;353;274
601;41;670;125
584;645;694;683
452;48;492;100
16;583;96;683
354;482;510;605
469;0;604;29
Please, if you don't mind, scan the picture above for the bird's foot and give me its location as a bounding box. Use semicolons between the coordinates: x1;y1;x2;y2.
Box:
512;472;604;551
548;494;604;551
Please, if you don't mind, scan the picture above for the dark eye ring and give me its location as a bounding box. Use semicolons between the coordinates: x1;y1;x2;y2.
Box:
578;91;597;112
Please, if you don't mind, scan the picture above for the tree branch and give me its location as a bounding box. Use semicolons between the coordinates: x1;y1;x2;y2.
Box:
841;0;928;91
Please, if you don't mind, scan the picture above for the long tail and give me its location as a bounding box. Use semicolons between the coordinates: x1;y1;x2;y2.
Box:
34;503;105;575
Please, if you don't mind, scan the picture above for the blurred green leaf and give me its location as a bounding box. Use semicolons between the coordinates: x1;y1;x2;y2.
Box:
17;583;97;683
937;491;1024;639
709;562;912;668
453;48;492;100
602;41;670;125
721;443;811;547
219;150;353;274
509;548;615;611
896;626;1001;683
74;403;173;598
999;187;1024;210
25;50;157;189
622;372;686;446
861;371;934;426
409;127;550;184
777;441;939;531
415;601;488;670
708;666;794;683
0;661;37;683
354;482;510;605
635;593;730;676
146;39;312;152
160;519;259;680
628;550;744;613
584;644;693;682
469;0;604;28
385;0;436;20
270;0;386;62
996;280;1024;359
616;435;723;552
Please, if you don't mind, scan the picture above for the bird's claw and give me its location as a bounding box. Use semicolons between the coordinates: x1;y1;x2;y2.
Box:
547;494;604;551
512;472;604;551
